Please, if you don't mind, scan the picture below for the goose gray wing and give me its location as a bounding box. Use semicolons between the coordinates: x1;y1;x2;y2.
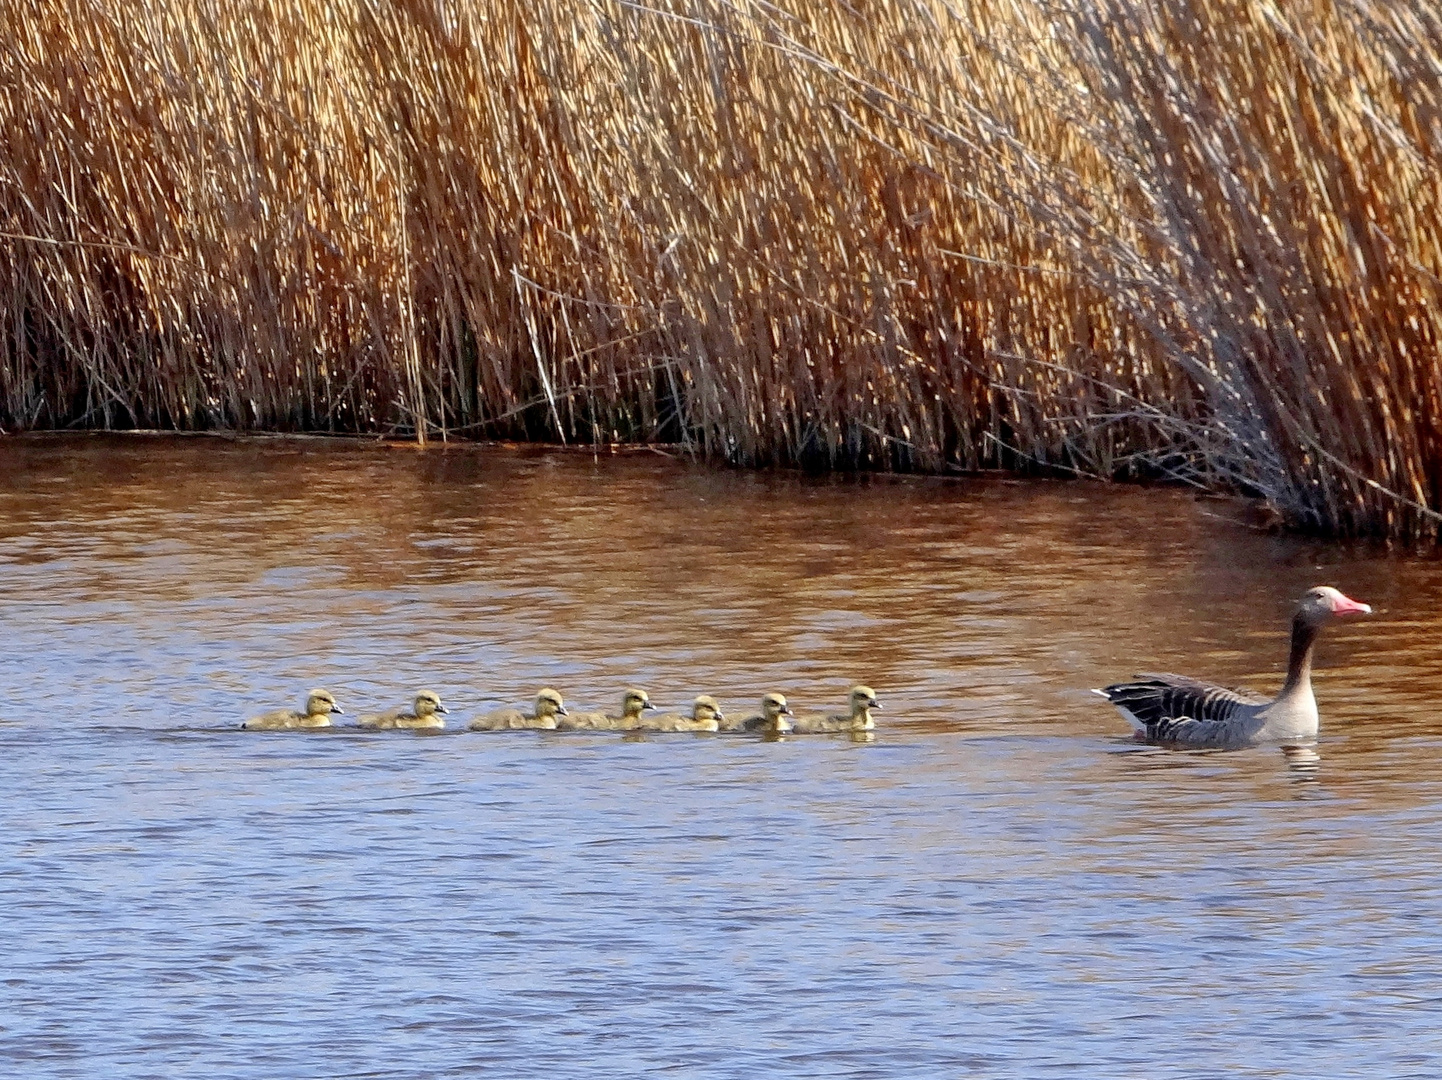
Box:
1096;673;1267;745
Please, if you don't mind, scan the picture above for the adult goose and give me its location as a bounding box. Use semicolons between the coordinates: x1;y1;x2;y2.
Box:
358;690;448;730
1094;586;1370;748
649;695;725;733
242;689;343;730
469;688;568;731
791;685;881;734
559;688;657;731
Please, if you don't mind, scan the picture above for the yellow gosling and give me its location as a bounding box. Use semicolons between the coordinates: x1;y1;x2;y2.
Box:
648;695;725;733
358;690;449;730
559;688;657;731
242;689;342;731
469;688;568;731
791;685;881;734
736;692;794;736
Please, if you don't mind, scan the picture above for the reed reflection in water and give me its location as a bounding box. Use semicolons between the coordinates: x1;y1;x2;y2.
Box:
3;436;1442;1078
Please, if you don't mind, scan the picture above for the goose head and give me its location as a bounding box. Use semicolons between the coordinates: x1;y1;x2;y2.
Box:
534;688;567;719
306;689;341;716
691;695;724;724
1297;586;1371;626
413;690;448;717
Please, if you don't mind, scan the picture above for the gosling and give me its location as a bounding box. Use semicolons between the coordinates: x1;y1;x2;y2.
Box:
559;688;657;731
648;695;725;733
242;689;342;731
791;685;881;734
733;692;794;736
358;690;449;730
469;688;568;731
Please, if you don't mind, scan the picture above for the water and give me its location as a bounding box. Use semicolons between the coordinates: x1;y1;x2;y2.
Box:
3;436;1442;1079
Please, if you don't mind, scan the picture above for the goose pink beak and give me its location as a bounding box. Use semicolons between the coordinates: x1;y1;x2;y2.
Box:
1331;592;1372;615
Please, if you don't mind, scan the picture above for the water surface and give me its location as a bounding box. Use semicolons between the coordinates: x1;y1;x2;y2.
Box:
3;436;1441;1078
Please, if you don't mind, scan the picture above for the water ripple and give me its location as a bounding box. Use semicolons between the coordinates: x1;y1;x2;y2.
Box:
3;439;1442;1078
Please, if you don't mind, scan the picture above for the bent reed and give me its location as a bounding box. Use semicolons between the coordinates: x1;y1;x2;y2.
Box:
2;0;1439;538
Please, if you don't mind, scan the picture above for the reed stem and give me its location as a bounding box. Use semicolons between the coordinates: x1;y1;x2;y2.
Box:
1;0;1438;537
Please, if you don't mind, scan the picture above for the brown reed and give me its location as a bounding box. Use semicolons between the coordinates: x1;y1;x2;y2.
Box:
0;0;1438;537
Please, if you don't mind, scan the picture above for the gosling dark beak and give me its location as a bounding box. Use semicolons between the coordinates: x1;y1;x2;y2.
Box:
332;704;344;714
871;701;882;710
556;705;568;716
644;702;657;711
715;711;726;722
437;704;449;714
782;705;794;716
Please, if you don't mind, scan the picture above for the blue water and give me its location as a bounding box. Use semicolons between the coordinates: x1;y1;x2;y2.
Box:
3;437;1442;1078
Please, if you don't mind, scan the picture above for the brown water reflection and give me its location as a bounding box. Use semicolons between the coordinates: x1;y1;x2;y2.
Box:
5;435;1442;1077
0;434;1433;749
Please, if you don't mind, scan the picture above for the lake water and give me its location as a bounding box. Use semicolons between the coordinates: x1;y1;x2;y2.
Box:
3;436;1441;1079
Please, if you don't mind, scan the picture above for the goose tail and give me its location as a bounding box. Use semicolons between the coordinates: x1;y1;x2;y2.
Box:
1091;686;1146;733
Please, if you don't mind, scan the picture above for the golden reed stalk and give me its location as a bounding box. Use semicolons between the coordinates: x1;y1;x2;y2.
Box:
1;0;1438;537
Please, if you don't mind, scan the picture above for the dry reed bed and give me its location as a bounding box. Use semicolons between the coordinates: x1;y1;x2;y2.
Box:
0;0;1438;536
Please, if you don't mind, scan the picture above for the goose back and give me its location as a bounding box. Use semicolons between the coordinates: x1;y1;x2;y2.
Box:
1095;673;1267;746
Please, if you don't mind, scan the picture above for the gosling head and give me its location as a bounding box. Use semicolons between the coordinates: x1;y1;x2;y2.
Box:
306;689;341;716
535;688;567;718
413;690;447;717
1297;586;1371;626
849;685;881;716
761;692;793;721
692;695;724;723
622;688;656;718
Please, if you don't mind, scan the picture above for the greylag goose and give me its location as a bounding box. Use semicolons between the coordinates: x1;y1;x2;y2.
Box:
791;685;881;734
648;695;725;732
559;688;657;731
733;692;794;736
469;688;568;731
1094;586;1371;747
358;690;448;730
242;689;342;730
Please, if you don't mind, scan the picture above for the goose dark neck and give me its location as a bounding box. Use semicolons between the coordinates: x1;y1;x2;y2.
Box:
1279;613;1321;697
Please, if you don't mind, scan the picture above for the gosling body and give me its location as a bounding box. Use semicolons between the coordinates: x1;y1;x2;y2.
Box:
358;690;448;730
560;688;657;731
648;695;725;732
791;685;881;734
469;688;568;731
243;689;342;731
731;692;794;736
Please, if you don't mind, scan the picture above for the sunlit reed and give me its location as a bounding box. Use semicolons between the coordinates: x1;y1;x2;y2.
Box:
1;0;1438;537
